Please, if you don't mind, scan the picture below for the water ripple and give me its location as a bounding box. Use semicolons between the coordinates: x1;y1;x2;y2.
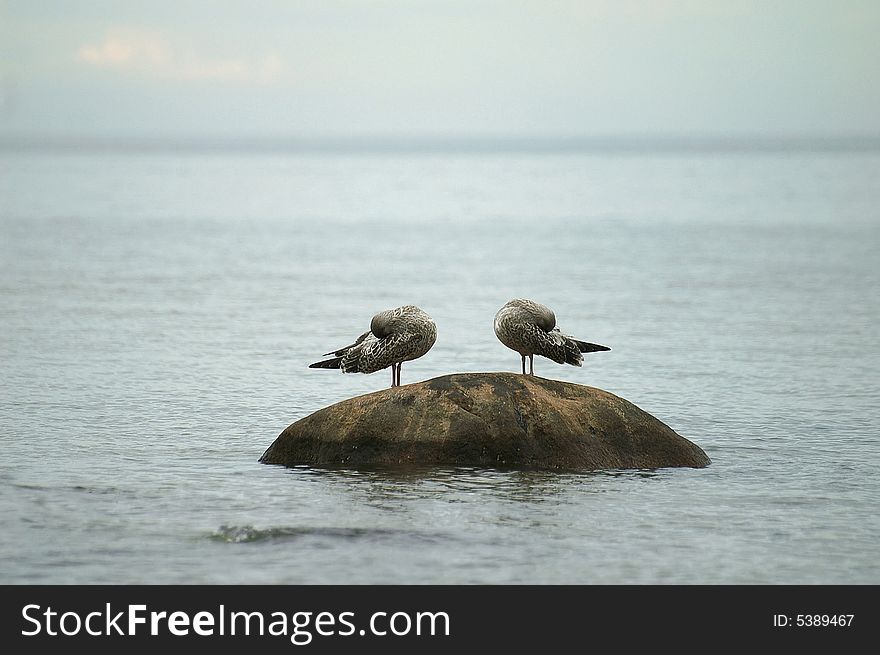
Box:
207;524;446;545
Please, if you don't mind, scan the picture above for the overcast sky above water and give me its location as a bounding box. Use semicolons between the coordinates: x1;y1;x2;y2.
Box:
1;0;878;140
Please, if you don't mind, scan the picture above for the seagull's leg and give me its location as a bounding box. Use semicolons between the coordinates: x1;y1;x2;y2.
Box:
396;363;402;387
521;355;526;375
529;354;534;376
391;365;396;387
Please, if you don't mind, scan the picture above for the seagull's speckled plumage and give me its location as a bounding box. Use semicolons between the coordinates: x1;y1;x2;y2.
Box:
309;305;436;387
494;298;609;375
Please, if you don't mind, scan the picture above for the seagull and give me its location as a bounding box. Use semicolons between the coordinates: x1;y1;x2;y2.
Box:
309;305;437;387
494;298;609;375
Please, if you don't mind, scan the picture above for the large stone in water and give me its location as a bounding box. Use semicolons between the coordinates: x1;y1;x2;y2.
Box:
260;372;710;470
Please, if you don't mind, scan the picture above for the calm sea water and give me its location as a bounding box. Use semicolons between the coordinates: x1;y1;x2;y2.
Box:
1;145;878;584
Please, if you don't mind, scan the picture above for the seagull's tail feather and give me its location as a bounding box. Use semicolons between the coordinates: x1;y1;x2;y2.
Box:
324;331;371;356
563;347;584;367
309;356;343;369
324;344;353;357
340;359;360;374
560;337;609;366
572;339;610;353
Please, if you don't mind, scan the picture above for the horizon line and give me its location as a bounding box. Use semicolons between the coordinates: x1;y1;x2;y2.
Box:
2;132;880;154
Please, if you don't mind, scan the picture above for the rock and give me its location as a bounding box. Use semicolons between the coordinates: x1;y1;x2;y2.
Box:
260;372;710;470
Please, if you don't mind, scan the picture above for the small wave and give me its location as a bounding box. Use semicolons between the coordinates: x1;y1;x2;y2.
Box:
207;524;433;544
11;483;123;495
11;483;49;492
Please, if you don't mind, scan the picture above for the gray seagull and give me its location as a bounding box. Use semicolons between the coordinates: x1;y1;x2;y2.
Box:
309;305;437;387
494;298;609;375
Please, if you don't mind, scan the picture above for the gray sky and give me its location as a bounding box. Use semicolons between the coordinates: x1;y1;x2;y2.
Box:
1;0;878;138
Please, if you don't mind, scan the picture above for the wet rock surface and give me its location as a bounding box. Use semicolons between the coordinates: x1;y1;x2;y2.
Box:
260;372;711;470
